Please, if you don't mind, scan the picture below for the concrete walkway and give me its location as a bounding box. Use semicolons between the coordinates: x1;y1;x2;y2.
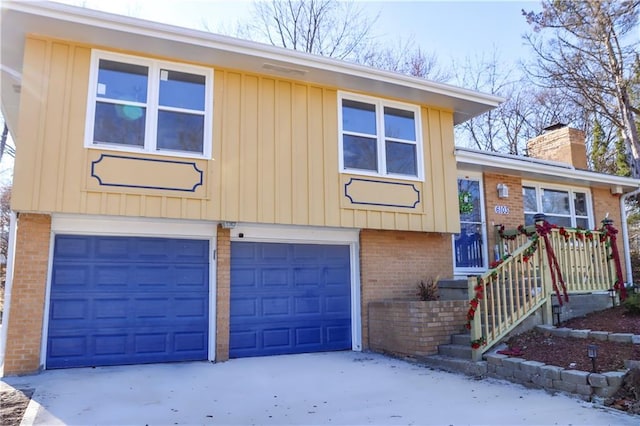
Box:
2;351;637;425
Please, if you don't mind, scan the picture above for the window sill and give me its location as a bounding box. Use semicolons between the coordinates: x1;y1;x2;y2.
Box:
340;169;424;183
86;144;211;161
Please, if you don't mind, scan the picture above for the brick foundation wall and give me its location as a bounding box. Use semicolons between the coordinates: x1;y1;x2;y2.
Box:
215;226;230;362
369;300;467;357
3;213;51;375
359;229;452;349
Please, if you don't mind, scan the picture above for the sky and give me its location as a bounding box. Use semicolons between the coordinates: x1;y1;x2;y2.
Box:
52;0;541;69
1;0;543;182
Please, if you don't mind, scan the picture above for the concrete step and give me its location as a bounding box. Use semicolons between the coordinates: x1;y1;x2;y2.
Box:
450;333;470;346
437;279;467;301
437;343;472;359
418;354;487;378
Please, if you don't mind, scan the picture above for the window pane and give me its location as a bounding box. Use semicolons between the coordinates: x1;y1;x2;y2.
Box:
93;102;145;146
385;141;416;176
343;134;377;171
384;107;415;140
458;179;482;222
454;223;484;268
159;69;206;111
157;111;204;153
342;99;376;135
524;213;536;226
523;186;537;212
574;192;588;216
576;217;589;229
97;59;148;103
546;215;571;227
542;189;570;214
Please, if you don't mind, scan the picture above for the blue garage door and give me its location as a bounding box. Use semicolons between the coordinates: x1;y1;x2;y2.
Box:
230;242;351;358
47;235;209;369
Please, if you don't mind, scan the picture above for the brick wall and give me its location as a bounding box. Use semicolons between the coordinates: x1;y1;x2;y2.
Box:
359;229;452;348
369;300;467;357
3;214;51;375
527;127;588;169
591;187;627;283
482;173;524;257
215;226;230;362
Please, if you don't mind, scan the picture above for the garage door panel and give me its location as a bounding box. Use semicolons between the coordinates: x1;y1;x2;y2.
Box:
294;296;321;314
230;242;351;358
262;268;289;287
262;297;290;316
54;236;92;259
293;267;320;286
47;235;209;369
230;298;257;317
53;265;91;288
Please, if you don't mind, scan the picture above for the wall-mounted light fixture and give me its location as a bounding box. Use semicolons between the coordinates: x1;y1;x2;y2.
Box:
497;183;509;198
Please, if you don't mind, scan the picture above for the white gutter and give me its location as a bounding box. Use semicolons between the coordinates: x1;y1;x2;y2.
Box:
0;211;18;377
621;188;640;287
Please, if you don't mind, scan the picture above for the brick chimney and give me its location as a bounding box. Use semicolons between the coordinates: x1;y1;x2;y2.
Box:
526;124;587;169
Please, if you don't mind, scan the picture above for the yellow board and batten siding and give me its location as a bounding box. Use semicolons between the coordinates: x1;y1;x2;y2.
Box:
12;36;460;233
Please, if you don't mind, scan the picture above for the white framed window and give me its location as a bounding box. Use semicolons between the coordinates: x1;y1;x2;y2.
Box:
523;183;592;229
338;92;424;180
85;50;213;159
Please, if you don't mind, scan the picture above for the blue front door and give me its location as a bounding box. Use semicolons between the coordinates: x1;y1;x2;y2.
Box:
47;235;209;369
230;242;351;358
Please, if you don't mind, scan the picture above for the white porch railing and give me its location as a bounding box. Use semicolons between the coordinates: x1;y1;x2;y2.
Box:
468;219;623;361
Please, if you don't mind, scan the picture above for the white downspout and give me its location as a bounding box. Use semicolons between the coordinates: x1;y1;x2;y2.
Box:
620;188;640;287
0;211;18;377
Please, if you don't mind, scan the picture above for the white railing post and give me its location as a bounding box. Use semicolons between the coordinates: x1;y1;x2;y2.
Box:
468;275;483;361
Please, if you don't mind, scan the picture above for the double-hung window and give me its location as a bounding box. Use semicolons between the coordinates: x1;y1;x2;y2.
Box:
523;184;592;228
86;50;213;158
339;93;423;179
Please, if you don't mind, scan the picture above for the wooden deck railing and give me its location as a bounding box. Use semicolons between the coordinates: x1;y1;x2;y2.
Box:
468;220;622;361
468;239;546;360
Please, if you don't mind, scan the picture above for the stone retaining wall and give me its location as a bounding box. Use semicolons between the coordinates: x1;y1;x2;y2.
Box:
485;325;640;401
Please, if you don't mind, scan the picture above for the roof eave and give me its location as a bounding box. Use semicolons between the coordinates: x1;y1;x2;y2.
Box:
0;0;502;138
455;148;640;192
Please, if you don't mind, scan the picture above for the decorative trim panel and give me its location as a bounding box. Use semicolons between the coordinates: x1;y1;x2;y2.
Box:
344;178;421;209
91;154;203;192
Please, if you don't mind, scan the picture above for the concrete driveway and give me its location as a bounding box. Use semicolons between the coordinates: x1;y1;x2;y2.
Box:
2;351;637;425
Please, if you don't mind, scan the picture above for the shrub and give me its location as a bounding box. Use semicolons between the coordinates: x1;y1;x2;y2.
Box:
622;293;640;315
417;277;439;301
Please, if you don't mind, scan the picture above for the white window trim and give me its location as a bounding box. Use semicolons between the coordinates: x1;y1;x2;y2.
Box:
85;50;214;160
337;91;424;181
522;181;594;228
453;172;488;274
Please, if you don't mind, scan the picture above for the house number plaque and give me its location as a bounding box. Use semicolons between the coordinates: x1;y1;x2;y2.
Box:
494;205;510;215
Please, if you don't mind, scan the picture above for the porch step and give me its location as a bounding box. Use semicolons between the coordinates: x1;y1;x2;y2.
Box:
437;279;468;301
419;355;487;378
437;333;472;359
